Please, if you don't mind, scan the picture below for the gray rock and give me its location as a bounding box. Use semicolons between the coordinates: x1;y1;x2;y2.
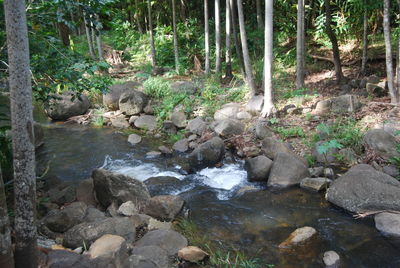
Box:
366;83;387;97
129;115;139;125
367;75;380;84
178;246;209;263
144;176;186;197
123;255;159;268
110;116;130;128
313;99;332;115
103;81;141;110
129;246;170;268
171;111;187;128
83;207;106;223
188;137;225;171
162;120;177;134
279;226;317;248
237;111;252;120
135;230;188;257
382;165;400;178
170;81;197;95
324;168;335;180
158;146;172;155
187;117;207;135
144;99;155;115
76;178;97;207
43;202;87;233
46;249;93;268
119;90;149;116
128;134;142;145
48;185;76;206
252;120;275;140
173;138;189;153
246;95;264;115
338;148;358;166
268;152;310;188
45;92;90;121
261;137;293;160
326;164;400;213
374;212;400;237
313;141;339;164
244;155;273;182
330;94;362;114
323;251;340;268
300;177;331;192
134;115;157;131
63;217;136;249
147;151;162;158
309;167;324;178
214;119;245;137
118;201;138;216
92;168;151;208
144;195;184;221
214;103;240;121
364;129;400;160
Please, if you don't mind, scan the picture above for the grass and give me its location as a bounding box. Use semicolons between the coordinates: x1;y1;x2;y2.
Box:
175;218;271;268
273;126;306;139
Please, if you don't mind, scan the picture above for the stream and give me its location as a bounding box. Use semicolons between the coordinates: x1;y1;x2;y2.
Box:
35;122;400;267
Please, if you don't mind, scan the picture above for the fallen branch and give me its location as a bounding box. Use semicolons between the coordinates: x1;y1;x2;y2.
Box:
310;54;395;66
354;210;400;219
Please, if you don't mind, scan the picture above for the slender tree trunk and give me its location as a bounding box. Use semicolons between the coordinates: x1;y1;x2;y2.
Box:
135;0;144;33
296;0;305;89
383;0;399;103
396;0;400;92
147;0;157;69
306;0;315;31
0;163;14;268
4;1;38;267
361;3;368;76
324;0;344;84
91;18;97;56
256;0;264;29
230;0;245;77
205;0;211;74
237;0;257;95
215;0;222;73
83;12;95;58
95;14;103;60
172;0;180;73
261;0;275;117
225;0;233;79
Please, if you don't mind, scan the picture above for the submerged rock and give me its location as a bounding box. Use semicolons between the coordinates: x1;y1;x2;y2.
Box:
326;164;400;213
92;168;150;208
128;133;142;145
279;226;317;248
188;137;225;172
323;251;340;268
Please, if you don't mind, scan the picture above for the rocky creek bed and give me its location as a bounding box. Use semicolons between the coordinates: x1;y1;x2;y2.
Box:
35;123;400;267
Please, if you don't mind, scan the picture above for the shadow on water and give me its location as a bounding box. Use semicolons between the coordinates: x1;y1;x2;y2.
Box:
36;123;400;268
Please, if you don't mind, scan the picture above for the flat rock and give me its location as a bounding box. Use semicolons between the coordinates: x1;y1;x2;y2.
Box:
110;116;130;128
279;226;317;248
128;134;142;145
88;234;127;263
129;246;170;268
178;246;209;263
134;115;157;131
374;212;400;237
214;119;244;137
300;177;331;192
135;230;188;257
214;103;240;121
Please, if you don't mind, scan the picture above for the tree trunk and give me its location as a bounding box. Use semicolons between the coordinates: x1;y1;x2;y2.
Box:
256;0;264;29
261;0;275;117
83;12;95;58
237;0;257;95
135;0;144;33
4;1;38;267
324;0;344;84
172;0;180;73
230;0;245;77
147;0;157;69
58;23;70;46
296;0;305;89
397;0;400;91
0;163;14;268
383;0;399;103
361;3;368;76
205;0;211;74
91;17;97;56
95;14;103;60
215;0;222;73
225;0;233;79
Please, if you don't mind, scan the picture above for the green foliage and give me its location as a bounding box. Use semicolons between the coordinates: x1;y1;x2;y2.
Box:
274;126;306;138
143;77;172;98
282;88;318;100
317;140;343;155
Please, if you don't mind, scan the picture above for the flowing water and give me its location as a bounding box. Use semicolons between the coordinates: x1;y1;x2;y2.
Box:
36;122;400;267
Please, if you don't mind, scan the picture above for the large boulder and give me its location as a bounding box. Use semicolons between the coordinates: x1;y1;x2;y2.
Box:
244;155;273;182
43;202;87;233
76;178;97;207
374;212;400;237
364;129;400;160
134;115;157;131
88;234;128;267
214;119;245;137
214;103;240;121
267;152;310;188
246;95;264;115
326;164;400;213
119;90;149;116
261;137;293;160
92;168;151;208
144;176;186;196
171;110;187;128
126;246;170;268
135;230;188;257
188;137;225;171
63;217;136;249
186;117;207;135
144;195;184;221
313;95;361;115
170;81;197;95
103;81;141;110
45;92;90;121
